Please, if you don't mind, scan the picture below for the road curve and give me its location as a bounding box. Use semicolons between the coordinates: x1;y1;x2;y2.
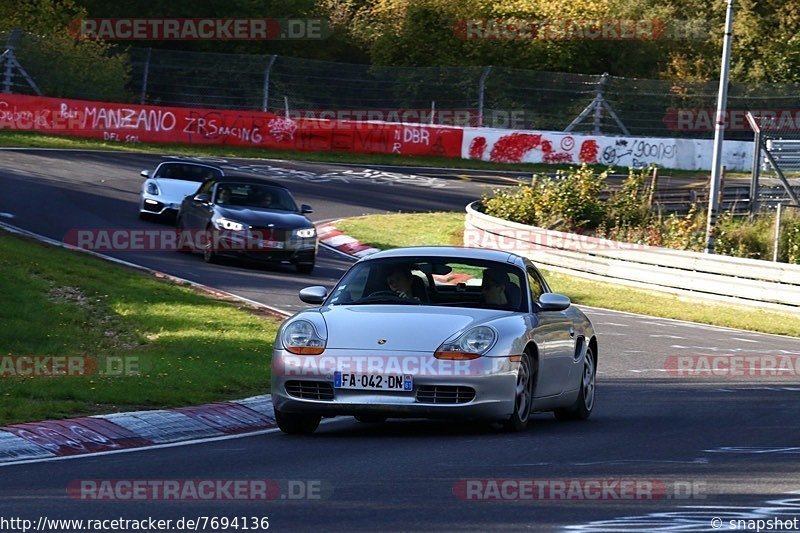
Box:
1;148;799;532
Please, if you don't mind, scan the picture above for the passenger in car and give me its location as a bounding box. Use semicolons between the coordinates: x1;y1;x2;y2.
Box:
481;268;510;306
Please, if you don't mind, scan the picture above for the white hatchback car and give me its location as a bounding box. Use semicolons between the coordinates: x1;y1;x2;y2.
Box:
138;161;223;220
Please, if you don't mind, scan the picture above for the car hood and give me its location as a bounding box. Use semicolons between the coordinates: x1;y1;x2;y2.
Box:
152;179;201;201
320;305;509;352
216;206;310;228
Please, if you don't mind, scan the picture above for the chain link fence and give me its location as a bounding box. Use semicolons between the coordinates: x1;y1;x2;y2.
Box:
5;29;800;140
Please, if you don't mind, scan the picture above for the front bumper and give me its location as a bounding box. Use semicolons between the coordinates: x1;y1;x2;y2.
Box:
213;232;317;263
271;348;518;421
140;194;181;216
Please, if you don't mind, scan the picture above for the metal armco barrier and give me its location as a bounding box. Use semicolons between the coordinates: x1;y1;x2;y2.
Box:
464;202;800;312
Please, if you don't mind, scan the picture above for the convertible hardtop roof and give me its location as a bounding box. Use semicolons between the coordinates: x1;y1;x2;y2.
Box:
157;160;223;169
363;246;526;266
209;174;290;190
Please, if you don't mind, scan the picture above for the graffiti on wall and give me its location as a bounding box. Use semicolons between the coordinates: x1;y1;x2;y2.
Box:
462;128;752;171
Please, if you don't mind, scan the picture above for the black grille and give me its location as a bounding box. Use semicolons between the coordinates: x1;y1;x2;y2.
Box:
416;385;476;404
285;380;334;401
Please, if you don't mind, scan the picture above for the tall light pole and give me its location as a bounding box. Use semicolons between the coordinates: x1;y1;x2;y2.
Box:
705;0;735;254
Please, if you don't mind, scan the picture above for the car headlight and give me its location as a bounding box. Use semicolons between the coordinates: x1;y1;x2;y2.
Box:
215;217;246;231
294;227;316;238
145;182;160;195
282;320;326;355
435;326;497;360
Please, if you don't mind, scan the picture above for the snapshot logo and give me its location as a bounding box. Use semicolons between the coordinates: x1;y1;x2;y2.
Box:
665;108;800;132
68;18;330;41
67;479;328;501
463;228;646;254
454;19;707;41
453;479;706;501
665;355;800;378
0;355;141;378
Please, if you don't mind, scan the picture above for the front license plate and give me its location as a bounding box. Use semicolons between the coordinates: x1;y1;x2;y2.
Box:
258;240;284;249
334;372;413;391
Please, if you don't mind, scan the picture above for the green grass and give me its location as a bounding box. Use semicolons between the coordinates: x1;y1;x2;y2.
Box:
335;212;800;338
0;130;739;178
0;231;282;425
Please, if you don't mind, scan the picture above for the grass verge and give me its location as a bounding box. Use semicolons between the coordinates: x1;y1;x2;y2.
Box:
335;212;800;338
0;130;731;178
0;230;282;426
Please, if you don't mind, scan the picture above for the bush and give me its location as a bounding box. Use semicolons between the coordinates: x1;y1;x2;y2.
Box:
606;166;653;228
715;213;772;260
779;211;800;264
482;164;607;231
17;33;133;102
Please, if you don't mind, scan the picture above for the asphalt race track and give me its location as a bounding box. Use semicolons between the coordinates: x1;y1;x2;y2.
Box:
1;148;799;532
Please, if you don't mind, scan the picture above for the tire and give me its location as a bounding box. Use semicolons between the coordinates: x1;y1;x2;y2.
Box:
554;346;596;421
296;262;315;274
275;408;321;435
503;351;535;432
355;415;387;424
175;218;191;252
202;226;219;264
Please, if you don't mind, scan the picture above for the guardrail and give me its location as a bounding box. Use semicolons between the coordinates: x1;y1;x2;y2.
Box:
464;202;800;312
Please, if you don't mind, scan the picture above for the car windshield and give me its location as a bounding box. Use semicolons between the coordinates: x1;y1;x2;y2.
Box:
213;182;299;212
154;163;222;182
327;256;527;312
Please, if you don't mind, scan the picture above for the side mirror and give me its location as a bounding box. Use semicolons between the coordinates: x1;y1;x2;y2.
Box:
140;170;150;178
299;286;328;304
193;193;211;204
300;204;313;214
538;293;571;312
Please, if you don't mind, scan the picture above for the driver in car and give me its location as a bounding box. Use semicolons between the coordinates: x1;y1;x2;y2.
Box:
386;267;428;302
217;187;232;205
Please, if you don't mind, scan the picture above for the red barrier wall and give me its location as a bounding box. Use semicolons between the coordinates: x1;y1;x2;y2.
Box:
0;94;463;158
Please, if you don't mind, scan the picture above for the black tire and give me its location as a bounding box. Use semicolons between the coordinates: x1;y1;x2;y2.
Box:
175;218;191;252
355;415;387;424
503;351;535;432
275;408;321;435
202;226;219;264
296;262;315;274
554;346;596;421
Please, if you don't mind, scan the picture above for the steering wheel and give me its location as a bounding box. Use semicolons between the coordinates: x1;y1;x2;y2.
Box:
367;290;402;298
354;290;417;304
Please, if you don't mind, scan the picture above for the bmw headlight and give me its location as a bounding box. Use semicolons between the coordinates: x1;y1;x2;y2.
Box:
215;217;246;231
282;320;326;355
145;182;160;195
294;227;316;238
435;326;497;360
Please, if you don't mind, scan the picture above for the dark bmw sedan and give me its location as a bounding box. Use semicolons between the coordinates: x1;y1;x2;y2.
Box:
176;175;317;273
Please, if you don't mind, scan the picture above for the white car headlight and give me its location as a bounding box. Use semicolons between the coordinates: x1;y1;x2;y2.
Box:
435;326;497;360
145;182;160;195
282;320;326;355
215;217;246;231
294;228;316;238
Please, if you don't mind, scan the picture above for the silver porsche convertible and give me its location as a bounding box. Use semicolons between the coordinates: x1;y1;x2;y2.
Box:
271;247;597;434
